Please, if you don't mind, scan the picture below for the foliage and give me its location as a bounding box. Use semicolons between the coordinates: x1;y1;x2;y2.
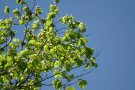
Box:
0;0;97;89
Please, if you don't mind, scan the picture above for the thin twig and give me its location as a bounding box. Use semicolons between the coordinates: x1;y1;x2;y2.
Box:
0;37;12;50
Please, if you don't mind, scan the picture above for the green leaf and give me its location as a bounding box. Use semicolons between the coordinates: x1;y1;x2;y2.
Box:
16;0;26;4
65;74;74;82
91;57;97;67
3;76;9;84
40;18;46;24
4;6;10;14
0;38;5;44
78;79;87;89
83;47;94;59
19;16;26;25
85;62;91;70
22;6;32;16
50;4;56;11
81;37;88;43
54;61;61;68
4;19;10;24
46;20;53;26
60;16;74;24
5;61;13;68
13;8;21;18
47;12;56;19
28;40;37;45
13;38;20;43
68;22;76;29
20;76;25;81
63;62;72;71
65;86;75;90
78;22;86;32
35;6;42;15
53;79;62;89
19;19;25;25
18;61;27;71
13;71;19;79
9;42;16;49
54;0;60;3
54;70;62;78
9;30;15;37
49;26;54;32
16;0;20;4
0;48;4;53
27;62;32;69
32;23;40;30
23;6;29;12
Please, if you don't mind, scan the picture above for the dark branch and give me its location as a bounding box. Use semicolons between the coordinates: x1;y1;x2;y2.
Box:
0;37;12;50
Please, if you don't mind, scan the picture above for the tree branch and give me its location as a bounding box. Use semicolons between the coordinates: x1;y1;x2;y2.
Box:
0;37;12;50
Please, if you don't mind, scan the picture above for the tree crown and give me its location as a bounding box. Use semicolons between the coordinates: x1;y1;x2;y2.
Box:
0;0;97;89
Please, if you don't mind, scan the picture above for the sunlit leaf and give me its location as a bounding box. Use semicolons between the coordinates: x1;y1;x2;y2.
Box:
53;79;62;89
78;79;87;89
4;6;10;14
65;86;75;90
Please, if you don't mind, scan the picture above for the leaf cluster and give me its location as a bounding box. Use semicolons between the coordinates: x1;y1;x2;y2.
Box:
0;0;97;90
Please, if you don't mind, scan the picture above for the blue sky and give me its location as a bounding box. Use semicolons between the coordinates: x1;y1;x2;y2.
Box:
0;0;135;90
64;0;135;90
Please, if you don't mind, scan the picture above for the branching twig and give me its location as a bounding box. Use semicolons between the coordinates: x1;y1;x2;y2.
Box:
0;37;12;50
63;68;96;87
56;28;69;32
31;0;36;11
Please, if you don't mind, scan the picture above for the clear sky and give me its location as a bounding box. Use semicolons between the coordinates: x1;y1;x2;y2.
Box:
0;0;135;90
58;0;135;90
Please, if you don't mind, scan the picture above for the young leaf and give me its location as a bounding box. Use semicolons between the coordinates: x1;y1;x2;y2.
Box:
13;8;21;18
78;79;87;89
54;61;61;68
65;86;75;90
46;20;53;26
35;6;42;15
54;0;60;3
16;0;26;4
4;6;10;14
91;57;97;67
53;79;62;89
